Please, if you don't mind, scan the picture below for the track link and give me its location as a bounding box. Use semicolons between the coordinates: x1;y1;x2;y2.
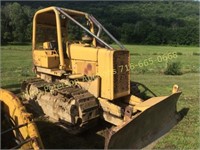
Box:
21;78;100;133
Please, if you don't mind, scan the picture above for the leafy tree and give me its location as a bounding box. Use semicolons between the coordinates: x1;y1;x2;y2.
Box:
1;6;13;44
1;2;34;43
6;3;27;42
1;1;199;45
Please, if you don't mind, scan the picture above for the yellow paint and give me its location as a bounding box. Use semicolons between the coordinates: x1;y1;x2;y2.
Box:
97;49;130;100
172;84;179;93
98;97;122;118
67;44;98;61
134;96;167;111
33;50;59;68
32;7;92;70
124;95;144;106
77;77;100;98
22;7;183;137
0;89;44;149
36;67;64;77
32;6;131;100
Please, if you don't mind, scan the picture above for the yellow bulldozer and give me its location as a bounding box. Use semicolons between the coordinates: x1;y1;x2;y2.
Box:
2;6;182;149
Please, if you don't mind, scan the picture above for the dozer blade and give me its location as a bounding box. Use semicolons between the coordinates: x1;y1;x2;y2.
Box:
105;92;182;149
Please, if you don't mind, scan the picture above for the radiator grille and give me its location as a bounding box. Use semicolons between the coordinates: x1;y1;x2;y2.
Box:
113;51;130;97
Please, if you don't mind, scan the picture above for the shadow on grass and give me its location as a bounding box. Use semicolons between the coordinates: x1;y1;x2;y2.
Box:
1;84;21;94
178;107;189;120
36;120;107;149
35;97;189;149
1;84;21;89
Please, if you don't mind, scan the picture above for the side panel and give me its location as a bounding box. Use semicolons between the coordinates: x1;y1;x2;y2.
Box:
98;50;130;100
67;44;98;75
33;50;59;68
97;49;113;99
72;61;97;75
67;44;98;61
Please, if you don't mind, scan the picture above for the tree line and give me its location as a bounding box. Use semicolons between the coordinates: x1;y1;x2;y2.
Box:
1;1;199;46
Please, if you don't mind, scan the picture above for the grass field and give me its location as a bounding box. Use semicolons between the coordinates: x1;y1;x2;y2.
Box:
1;44;199;149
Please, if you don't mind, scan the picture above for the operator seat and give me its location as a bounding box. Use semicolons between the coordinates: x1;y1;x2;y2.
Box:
43;41;67;58
43;41;58;50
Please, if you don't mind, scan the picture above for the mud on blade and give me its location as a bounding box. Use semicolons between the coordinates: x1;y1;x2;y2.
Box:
105;92;182;149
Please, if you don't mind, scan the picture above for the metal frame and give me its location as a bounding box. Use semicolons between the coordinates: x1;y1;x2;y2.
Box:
57;7;126;50
33;7;126;70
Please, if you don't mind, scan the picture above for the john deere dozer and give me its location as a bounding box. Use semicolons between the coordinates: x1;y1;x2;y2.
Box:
14;6;181;148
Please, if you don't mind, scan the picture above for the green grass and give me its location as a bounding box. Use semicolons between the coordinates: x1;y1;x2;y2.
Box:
126;45;200;74
1;44;199;149
1;45;34;91
128;45;200;149
132;73;199;149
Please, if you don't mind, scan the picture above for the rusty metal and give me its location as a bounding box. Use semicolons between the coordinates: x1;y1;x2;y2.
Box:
123;106;133;122
22;78;100;133
105;92;182;149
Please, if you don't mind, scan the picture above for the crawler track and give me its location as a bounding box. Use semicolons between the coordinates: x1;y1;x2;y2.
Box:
21;78;100;133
